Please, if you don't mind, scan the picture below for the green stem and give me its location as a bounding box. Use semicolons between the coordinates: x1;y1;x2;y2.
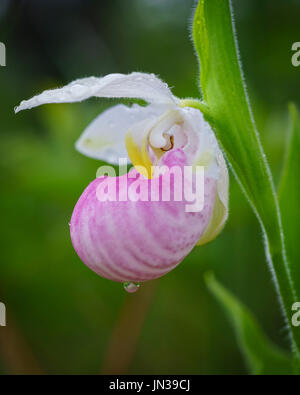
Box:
179;99;210;117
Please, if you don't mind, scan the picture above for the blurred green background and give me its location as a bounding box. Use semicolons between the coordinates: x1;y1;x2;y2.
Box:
0;0;299;374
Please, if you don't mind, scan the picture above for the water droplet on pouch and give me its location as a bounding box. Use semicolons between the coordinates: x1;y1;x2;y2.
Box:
123;282;140;293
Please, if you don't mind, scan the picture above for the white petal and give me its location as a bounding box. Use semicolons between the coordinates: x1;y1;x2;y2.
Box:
197;147;229;245
181;107;219;177
179;107;229;245
15;72;177;113
76;103;167;164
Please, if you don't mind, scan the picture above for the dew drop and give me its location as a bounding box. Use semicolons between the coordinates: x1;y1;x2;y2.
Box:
123;282;140;293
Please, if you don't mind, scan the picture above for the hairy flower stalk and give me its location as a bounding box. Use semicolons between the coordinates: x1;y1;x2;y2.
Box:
15;72;229;287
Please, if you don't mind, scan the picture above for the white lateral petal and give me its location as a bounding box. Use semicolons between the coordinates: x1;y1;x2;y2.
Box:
76;103;166;164
197;147;229;245
181;107;219;176
178;107;229;245
15;73;177;113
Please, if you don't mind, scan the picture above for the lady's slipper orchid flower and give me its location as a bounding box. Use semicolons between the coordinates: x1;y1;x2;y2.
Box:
15;72;229;290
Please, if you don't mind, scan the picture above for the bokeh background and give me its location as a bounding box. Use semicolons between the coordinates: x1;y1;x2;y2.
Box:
0;0;299;375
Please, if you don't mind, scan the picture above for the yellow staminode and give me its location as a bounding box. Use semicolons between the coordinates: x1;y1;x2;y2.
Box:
125;132;153;179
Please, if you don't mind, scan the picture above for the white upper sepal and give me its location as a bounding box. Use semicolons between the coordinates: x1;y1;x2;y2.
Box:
14;72;177;113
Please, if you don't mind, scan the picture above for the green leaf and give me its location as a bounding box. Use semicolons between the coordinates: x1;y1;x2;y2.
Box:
278;104;300;294
191;0;300;357
205;273;294;375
